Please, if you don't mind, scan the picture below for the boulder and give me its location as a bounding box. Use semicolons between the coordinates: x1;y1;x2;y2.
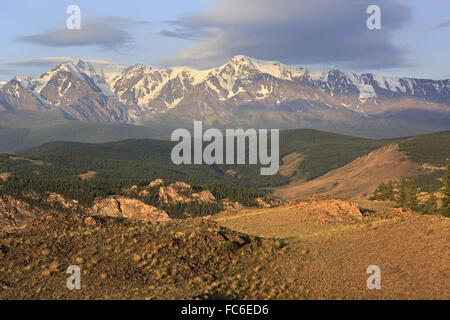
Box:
89;196;169;222
158;182;215;204
292;199;363;224
192;190;216;203
46;192;79;209
256;197;271;208
149;179;164;188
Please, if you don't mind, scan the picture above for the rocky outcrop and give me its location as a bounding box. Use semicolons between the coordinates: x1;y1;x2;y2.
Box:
158;182;216;204
0;195;43;231
192;190;216;203
292;199;363;224
255;197;271;208
255;197;285;208
0;178;286;231
46;192;79;209
0;193;170;231
221;199;243;211
149;179;164;188
89;196;169;222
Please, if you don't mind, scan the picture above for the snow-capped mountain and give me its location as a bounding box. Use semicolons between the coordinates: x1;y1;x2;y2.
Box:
1;55;449;126
1;60;127;121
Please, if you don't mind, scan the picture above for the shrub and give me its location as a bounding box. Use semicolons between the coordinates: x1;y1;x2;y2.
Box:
222;241;240;251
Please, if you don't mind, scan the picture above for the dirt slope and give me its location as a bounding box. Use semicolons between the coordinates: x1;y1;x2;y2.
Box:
279;152;304;177
274;144;419;200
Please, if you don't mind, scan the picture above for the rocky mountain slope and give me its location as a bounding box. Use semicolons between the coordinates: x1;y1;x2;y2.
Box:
0;179;278;232
1;56;449;136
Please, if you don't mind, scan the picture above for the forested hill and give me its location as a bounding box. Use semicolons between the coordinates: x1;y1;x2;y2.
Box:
3;129;449;190
398;132;450;166
16;129;387;186
0;128;448;213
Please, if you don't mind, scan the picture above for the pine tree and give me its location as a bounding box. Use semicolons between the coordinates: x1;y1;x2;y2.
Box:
371;182;386;200
406;179;419;211
371;180;395;201
385;180;395;200
396;178;418;211
397;177;408;208
422;189;438;215
442;163;450;217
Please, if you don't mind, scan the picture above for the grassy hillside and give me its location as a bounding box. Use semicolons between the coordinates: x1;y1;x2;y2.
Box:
0;212;277;299
275;144;420;200
276;131;450;199
279;129;387;181
1;200;448;299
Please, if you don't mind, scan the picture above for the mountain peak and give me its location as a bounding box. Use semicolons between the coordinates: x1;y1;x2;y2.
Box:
230;54;254;64
126;63;153;72
75;59;96;74
221;55;307;80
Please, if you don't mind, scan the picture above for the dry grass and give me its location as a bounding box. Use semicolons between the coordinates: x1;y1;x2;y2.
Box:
8;156;47;166
1;199;448;300
279;152;303;178
0;213;287;300
77;171;96;180
276;214;450;299
216;200;450;299
274;144;419;200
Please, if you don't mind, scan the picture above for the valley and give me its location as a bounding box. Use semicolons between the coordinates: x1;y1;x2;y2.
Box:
0;128;448;300
1;0;449;305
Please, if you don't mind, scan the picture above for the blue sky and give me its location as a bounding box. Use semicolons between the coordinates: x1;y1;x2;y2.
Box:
0;0;449;81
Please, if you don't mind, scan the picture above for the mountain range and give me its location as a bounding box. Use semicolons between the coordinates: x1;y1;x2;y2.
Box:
0;55;449;145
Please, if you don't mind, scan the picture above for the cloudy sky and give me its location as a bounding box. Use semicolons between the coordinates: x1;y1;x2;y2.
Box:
0;0;449;81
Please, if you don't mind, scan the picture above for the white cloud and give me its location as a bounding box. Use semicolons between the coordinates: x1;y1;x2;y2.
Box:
160;0;413;70
17;17;151;50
